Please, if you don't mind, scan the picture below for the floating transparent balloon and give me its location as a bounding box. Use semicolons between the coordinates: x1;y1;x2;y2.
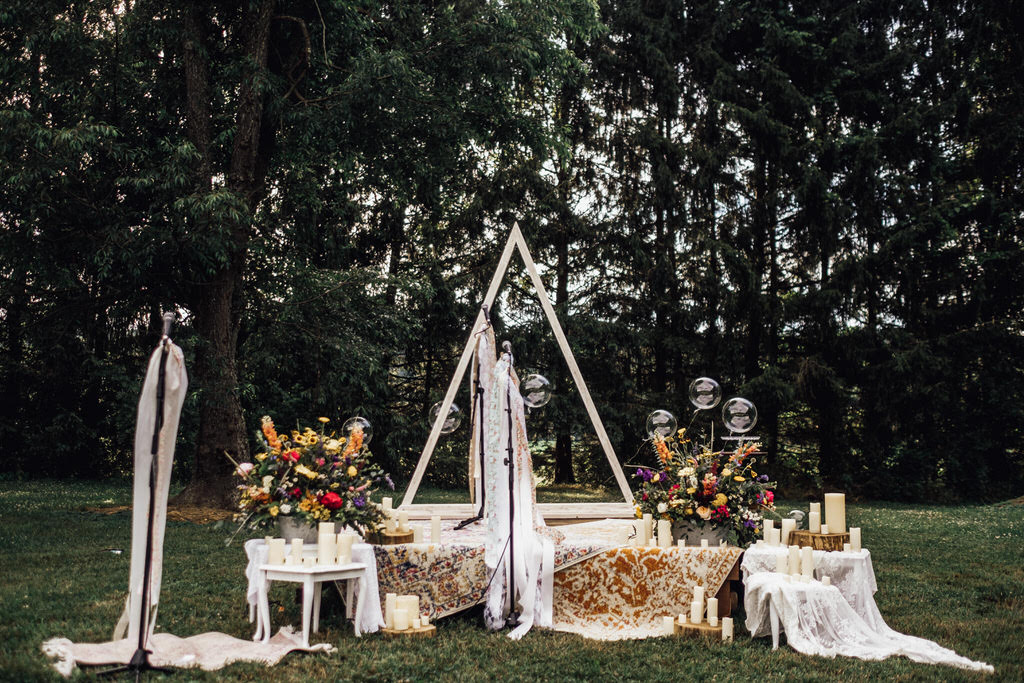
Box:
721;398;757;434
688;377;722;410
429;401;463;435
342;416;373;445
521;374;552;408
645;410;677;439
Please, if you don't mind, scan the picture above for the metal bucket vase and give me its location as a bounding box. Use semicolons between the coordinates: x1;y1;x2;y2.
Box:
278;515;318;543
672;520;730;546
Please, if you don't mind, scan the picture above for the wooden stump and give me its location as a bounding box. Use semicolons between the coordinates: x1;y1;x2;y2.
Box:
366;529;415;545
790;529;850;551
381;624;436;638
674;620;723;639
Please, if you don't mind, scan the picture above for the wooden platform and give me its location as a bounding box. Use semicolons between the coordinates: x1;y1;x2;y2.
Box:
381;624;436;638
675;619;723;638
790;530;850;551
365;529;415;545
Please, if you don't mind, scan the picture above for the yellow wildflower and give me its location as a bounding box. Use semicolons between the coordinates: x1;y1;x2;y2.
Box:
635;505;643;519
347;465;358;478
652;473;660;483
255;452;267;461
318;417;330;424
733;476;746;482
684;508;694;516
686;487;697;495
721;468;732;477
269;505;279;517
713;493;728;507
307;434;318;445
294;464;318;480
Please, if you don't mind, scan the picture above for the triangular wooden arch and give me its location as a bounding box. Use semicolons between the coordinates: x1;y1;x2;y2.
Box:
401;223;635;519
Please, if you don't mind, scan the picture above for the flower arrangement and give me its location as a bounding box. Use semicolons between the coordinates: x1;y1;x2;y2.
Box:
231;416;393;533
633;429;776;546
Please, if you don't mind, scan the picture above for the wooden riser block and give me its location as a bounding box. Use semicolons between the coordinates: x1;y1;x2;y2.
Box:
790;530;850;551
674;621;723;638
381;624;436;638
366;530;415;545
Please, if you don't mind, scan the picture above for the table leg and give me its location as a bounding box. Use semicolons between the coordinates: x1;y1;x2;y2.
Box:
301;576;314;647
354;573;367;637
256;574;271;643
769;600;780;651
346;577;355;620
313;582;322;634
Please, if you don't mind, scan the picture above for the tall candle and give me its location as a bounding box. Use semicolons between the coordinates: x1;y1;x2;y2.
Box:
707;597;718;623
768;527;781;547
800;546;814;577
386;511;398;533
382;497;393;511
336;533;355;564
820;523;829;535
780;518;796;545
788;545;800;576
690;600;702;624
319;522;335;535
413;524;424;543
824;493;846;534
290;539;303;563
662;615;675;635
393;608;409;631
810;502;821;515
722;616;734;642
775;552;787;573
693;585;705;606
808;511;821;534
431;515;442;543
267;538;286;565
850;527;862;552
398;510;410;533
642;513;653;545
763;518;774;541
385;593;396;629
318;532;336;564
397;595;420;617
657;519;671;548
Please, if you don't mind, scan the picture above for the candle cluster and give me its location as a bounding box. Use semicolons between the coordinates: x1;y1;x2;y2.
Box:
385;592;430;631
380;498;443;543
266;522;357;567
760;494;864;553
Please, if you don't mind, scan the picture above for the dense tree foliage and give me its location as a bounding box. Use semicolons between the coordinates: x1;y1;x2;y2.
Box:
1;1;1021;502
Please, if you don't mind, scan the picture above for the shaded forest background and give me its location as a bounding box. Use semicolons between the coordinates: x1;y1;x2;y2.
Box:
1;0;1021;503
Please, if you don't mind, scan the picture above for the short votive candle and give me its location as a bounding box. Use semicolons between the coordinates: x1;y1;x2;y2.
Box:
822;576;831;586
421;614;430;627
677;538;687;548
267;538;286;565
843;542;852;552
393;608;409;631
411;616;421;629
701;539;709;548
662;615;675;636
382;497;393;511
820;523;829;535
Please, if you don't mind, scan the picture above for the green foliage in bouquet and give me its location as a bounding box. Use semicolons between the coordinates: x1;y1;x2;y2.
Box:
633;430;776;546
231;416;392;532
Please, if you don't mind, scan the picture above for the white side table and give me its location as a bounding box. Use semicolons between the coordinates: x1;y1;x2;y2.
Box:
254;562;368;646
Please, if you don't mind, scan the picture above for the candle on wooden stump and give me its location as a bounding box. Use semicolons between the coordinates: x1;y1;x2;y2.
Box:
707;597;718;625
690;600;702;624
775;552;787;573
268;538;286;565
801;546;814;577
693;585;705;606
398;510;410;533
642;513;653;545
810;501;821;515
431;515;442;543
662;616;675;636
397;595;420;618
808;511;821;533
850;527;862;552
824;493;846;534
318;532;336;565
385;593;396;629
822;576;831;586
421;614;430;627
843;542;851;552
382;497;393;512
788;545;800;576
780;518;796;545
768;527;781;547
678;613;687;626
657;519;671;548
290;539;303;563
700;539;709;548
763;519;774;542
394;608;409;631
411;616;421;629
722;617;734;642
319;522;335;535
820;523;829;535
336;533;355;564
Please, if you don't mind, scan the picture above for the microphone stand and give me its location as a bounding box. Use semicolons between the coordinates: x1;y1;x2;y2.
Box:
100;313;175;680
456;306;491;531
502;341;519;627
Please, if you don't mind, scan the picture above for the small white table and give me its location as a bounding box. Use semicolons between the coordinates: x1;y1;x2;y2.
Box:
254;561;368;646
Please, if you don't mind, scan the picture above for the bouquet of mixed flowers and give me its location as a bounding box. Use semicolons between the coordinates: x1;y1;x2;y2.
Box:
633;429;776;546
231;416;392;533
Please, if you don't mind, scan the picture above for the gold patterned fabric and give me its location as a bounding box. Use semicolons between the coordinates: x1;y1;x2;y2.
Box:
551;546;743;640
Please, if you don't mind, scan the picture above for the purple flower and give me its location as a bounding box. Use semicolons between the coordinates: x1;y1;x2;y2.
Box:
757;474;769;483
635;468;654;482
353;494;366;508
385;475;395;490
744;519;757;528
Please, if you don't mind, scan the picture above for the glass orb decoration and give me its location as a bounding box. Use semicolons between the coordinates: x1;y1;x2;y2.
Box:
645;410;677;440
721;398;757;434
521;374;553;408
342;416;373;445
428;401;463;435
688;377;722;410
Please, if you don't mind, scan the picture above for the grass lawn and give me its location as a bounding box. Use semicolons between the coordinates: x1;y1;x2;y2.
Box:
0;479;1021;682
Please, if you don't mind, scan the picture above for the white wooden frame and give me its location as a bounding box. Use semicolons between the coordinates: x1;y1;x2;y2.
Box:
400;223;635;519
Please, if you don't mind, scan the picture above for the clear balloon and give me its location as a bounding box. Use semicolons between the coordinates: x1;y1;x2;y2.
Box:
342;416;373;446
645;410;677;439
721;398;757;434
429;401;463;435
521;374;552;408
688;377;722;410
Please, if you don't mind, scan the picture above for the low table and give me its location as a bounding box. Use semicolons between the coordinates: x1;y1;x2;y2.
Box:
254;562;368;646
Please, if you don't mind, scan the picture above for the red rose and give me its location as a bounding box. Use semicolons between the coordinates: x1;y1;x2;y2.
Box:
320;492;343;510
282;450;300;462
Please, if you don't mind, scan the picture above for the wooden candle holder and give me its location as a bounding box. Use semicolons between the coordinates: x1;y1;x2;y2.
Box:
366;529;415;545
674;620;723;639
381;624;436;638
790;529;850;551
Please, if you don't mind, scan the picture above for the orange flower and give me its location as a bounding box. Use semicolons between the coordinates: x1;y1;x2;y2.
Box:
344;426;364;457
654;436;672;465
261;415;282;450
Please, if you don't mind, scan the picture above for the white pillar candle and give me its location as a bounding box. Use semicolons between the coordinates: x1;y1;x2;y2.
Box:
824;493;846;534
319;522;335;535
398;510;410;533
678;613;687;626
800;546;814;577
722;616;734;642
693;585;705;606
267;538;286;565
290;539;303;563
780;518;796;545
843;542;851;552
393;608;409;631
808;511;821;533
720;539;727;548
397;595;420;617
775;552;788;573
850;527;862;552
677;538;686;548
647;536;657;547
822;575;831;586
411;616;421;629
700;539;709;548
631;530;643;547
386;511;398;533
763;518;774;541
336;533;355;564
413;524;424;543
303;556;315;567
318;532;336;564
690;600;703;624
421;614;430;627
382;497;393;511
431;515;441;543
385;593;396;629
810;502;820;515
707;597;718;623
768;527;781;546
788;545;800;576
657;519;671;548
642;513;653;545
820;523;829;535
284;556;295;565
662;615;675;635
756;539;765;547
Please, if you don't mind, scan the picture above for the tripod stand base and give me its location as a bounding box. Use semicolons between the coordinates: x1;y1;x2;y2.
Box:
96;647;172;678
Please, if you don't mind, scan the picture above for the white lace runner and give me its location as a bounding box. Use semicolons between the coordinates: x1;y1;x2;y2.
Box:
744;572;993;672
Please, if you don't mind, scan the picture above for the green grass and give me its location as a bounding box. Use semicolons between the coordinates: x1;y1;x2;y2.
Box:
1;480;1021;681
